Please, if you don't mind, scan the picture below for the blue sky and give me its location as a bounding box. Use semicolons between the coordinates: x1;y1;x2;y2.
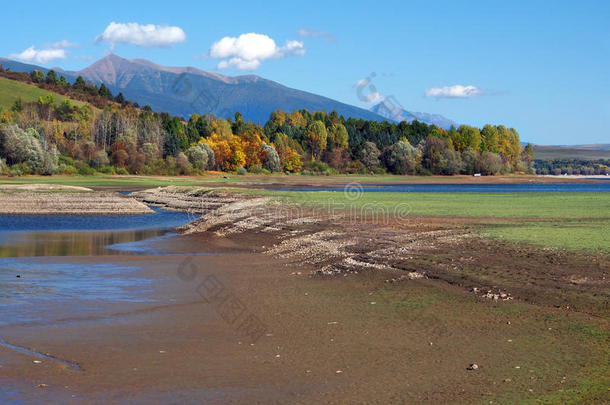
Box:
1;0;608;144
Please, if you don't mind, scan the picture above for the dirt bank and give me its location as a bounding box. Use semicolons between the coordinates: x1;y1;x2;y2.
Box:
132;187;609;316
0;187;153;215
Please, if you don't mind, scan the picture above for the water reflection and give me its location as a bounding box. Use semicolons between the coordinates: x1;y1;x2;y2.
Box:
0;229;170;258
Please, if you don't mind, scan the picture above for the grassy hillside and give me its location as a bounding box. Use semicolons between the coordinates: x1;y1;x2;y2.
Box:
0;77;87;110
533;145;610;160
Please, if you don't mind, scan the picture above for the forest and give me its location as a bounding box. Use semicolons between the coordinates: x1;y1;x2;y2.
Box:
0;67;532;177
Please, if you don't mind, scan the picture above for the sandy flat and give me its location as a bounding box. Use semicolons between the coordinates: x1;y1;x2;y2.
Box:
0;184;93;192
0;191;153;215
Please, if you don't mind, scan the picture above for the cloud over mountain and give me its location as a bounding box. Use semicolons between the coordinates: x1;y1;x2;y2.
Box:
9;42;72;64
209;33;305;70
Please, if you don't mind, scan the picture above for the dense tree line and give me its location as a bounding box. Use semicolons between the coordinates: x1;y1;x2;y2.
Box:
534;159;609;175
0;68;533;176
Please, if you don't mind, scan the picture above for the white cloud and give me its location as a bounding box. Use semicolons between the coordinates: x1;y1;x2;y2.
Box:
96;22;186;48
9;46;68;64
209;33;305;71
298;28;335;42
424;85;482;99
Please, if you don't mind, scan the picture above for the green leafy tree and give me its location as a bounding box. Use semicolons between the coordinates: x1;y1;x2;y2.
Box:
30;70;45;83
304;120;327;160
480;124;499;152
452;125;481;152
261;143;281;172
382;140;419;174
45;70;58;85
360;141;380;170
99;83;112;99
186;144;213;171
73;75;87;90
328;123;349;150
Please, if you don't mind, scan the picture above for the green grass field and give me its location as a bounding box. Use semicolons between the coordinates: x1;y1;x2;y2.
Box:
253;190;610;219
0;77;87;110
481;220;610;252
248;190;610;251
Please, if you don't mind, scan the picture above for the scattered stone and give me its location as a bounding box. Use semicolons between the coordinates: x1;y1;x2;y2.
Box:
467;363;479;370
503;378;512;383
33;360;42;364
36;384;48;388
335;370;343;374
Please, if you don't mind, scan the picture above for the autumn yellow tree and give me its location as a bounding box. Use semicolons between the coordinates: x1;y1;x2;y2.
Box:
305;121;327;160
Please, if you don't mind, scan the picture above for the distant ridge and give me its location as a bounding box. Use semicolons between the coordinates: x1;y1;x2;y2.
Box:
370;100;457;130
2;55;455;127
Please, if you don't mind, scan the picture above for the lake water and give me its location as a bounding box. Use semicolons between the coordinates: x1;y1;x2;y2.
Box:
0;206;195;326
269;182;610;193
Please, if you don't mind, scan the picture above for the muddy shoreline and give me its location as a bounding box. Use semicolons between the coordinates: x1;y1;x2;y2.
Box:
131;186;609;315
0;186;608;404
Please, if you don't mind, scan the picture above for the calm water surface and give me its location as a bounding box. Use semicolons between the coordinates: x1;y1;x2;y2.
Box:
269;182;610;193
0;206;194;325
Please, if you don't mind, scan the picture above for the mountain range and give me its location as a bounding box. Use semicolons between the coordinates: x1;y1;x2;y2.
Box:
0;55;456;128
370;101;457;129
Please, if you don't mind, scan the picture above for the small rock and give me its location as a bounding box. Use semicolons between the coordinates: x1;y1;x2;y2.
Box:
36;384;48;388
370;302;376;305
503;378;512;383
467;363;479;370
33;360;42;364
335;370;343;374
